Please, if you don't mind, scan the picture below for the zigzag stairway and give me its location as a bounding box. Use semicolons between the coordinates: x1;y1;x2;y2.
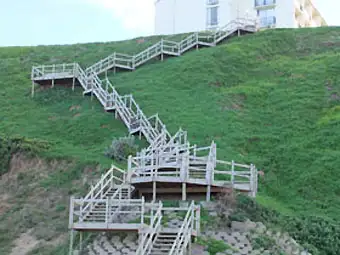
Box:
31;18;259;255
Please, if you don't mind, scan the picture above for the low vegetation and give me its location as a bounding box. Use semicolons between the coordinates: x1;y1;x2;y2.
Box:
104;136;139;161
1;26;340;254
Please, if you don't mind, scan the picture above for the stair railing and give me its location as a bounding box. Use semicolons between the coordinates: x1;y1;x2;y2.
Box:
179;32;199;53
75;63;89;90
134;41;162;68
162;39;180;54
80;166;125;216
135;201;163;255
168;201;196;255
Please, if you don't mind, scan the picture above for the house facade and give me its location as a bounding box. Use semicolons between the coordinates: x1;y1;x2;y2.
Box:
155;0;327;35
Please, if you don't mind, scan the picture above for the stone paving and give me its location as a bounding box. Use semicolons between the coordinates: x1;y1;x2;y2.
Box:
84;233;138;255
82;203;311;255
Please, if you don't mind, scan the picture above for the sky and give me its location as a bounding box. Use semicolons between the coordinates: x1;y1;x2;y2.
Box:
0;0;338;46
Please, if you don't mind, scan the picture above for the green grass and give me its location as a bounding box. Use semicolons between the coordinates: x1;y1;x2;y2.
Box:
196;237;234;255
1;27;340;254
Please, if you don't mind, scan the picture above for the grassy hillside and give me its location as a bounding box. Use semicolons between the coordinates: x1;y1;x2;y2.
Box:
110;28;340;219
1;27;340;254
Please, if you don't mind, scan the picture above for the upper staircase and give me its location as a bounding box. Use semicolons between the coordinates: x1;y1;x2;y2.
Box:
85;19;257;76
31;18;257;150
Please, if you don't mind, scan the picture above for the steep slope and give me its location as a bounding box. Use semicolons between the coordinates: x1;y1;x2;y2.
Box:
109;27;340;220
1;27;340;254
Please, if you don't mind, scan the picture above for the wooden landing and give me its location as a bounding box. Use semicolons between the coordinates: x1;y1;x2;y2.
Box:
132;180;251;201
130;176;251;192
33;72;75;81
72;222;146;231
33;77;79;86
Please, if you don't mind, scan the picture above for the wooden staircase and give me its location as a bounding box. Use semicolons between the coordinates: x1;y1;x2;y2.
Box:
149;232;178;255
32;18;260;255
31;18;257;151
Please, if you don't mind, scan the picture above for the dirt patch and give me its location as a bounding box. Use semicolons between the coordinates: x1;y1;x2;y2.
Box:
69;105;81;112
73;113;81;118
0;194;10;215
48;116;58;121
290;73;305;79
10;230;39;255
209;81;223;87
220;95;245;111
1;154;45;182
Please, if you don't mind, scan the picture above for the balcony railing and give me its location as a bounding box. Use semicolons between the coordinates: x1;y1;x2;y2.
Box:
259;16;276;28
207;0;219;5
255;0;276;7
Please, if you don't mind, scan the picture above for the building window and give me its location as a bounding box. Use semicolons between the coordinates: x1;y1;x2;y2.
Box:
255;0;276;7
257;8;276;27
207;6;219;26
207;0;219;5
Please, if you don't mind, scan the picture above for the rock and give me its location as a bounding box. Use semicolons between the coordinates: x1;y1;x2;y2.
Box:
200;201;216;211
231;221;246;232
265;230;272;236
231;220;256;232
179;201;189;208
191;243;207;255
245;219;257;231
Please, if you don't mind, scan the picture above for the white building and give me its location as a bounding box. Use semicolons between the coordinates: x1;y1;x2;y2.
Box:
155;0;327;35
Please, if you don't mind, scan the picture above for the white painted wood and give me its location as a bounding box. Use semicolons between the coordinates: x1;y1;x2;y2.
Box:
32;19;260;255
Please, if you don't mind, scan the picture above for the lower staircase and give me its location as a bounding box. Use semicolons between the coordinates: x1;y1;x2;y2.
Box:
149;232;178;255
69;164;200;255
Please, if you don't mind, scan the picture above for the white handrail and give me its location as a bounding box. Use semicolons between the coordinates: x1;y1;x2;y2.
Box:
168;201;195;255
135;201;163;255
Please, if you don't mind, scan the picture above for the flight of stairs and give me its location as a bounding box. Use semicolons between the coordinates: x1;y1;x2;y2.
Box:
149;232;178;255
83;185;132;223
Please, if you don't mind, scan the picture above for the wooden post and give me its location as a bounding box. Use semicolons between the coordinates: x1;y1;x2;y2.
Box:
231;160;235;189
31;81;35;98
206;185;211;202
161;39;164;62
72;77;75;91
195;205;201;236
69;230;74;255
79;231;83;252
127;155;132;183
106;198;109;227
141;196;145;224
182;183;186;201
68;196;74;229
153;181;156;202
52;65;55;88
128;185;131;199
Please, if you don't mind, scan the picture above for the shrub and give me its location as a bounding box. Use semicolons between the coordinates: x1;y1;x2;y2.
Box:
251;234;276;250
0;136;49;175
104;136;138;161
196;237;232;255
233;194;339;255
